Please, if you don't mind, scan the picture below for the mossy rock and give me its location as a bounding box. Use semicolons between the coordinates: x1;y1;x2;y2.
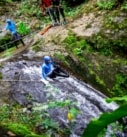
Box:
1;123;46;137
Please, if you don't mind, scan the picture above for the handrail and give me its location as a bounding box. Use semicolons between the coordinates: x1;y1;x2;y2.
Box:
0;29;39;48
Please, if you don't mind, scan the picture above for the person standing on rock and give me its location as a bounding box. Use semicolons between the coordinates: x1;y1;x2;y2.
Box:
40;0;58;25
2;19;25;48
51;0;66;24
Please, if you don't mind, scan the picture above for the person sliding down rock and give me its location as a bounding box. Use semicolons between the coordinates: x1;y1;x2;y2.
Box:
2;19;25;48
41;56;69;81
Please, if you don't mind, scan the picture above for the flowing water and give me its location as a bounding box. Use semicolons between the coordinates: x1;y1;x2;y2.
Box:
0;60;118;136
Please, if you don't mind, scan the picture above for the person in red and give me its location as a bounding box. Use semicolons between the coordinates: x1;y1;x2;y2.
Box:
40;0;57;25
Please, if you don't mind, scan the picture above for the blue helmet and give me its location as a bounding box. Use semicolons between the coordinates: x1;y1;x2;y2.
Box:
43;56;51;63
6;19;12;23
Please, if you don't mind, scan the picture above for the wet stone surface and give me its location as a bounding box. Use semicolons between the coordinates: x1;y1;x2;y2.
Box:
0;60;118;136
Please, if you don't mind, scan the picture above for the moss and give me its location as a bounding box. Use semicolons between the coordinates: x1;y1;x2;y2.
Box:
0;62;3;68
112;73;127;96
0;72;3;79
63;32;92;57
54;53;70;68
32;39;44;52
32;45;41;52
88;66;106;90
1;123;46;137
54;53;65;62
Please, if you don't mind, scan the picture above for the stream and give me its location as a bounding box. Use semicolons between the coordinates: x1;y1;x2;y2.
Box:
0;59;118;136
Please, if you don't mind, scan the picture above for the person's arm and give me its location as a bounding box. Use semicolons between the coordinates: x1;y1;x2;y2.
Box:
2;24;8;32
42;66;47;80
40;1;46;10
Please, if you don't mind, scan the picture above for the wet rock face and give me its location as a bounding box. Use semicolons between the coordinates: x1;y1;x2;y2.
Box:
0;60;118;136
1;60;43;105
0;81;10;104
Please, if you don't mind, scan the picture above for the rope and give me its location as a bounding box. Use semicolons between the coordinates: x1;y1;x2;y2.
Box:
0;80;42;82
0;29;39;48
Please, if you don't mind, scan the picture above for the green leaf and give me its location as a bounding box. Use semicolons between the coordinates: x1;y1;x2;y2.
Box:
82;104;127;137
70;107;80;117
106;96;127;103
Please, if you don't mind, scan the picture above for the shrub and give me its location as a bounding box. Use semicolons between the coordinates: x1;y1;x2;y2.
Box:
97;0;116;10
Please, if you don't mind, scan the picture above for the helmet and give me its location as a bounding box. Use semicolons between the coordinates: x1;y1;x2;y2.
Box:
43;56;51;63
6;19;11;23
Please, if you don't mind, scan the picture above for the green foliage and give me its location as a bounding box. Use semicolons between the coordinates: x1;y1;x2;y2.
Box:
1;46;16;58
95;75;105;86
73;47;83;55
17;21;30;35
0;33;15;52
2;123;46;137
66;4;84;17
0;0;12;3
32;45;41;52
64;33;77;47
88;34;113;56
97;0;116;10
41;118;59;129
112;39;127;54
0;105;10;121
0;104;42;130
5;0;12;2
18;0;42;18
82;103;127;137
121;1;127;11
69;107;80;118
88;67;106;87
0;93;79;136
64;33;92;56
112;74;127;96
106;96;127;103
6;123;32;136
48;100;72;108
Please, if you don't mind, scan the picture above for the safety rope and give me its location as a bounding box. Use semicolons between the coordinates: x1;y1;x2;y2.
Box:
0;29;40;48
0;80;42;81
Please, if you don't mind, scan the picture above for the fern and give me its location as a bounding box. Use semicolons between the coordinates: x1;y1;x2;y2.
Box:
82;104;127;137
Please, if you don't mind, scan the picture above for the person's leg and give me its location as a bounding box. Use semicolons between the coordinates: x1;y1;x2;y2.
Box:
47;66;61;79
47;71;56;78
59;7;66;23
17;33;25;46
14;33;25;46
53;66;69;77
13;34;18;48
48;7;57;25
55;7;60;23
20;38;25;46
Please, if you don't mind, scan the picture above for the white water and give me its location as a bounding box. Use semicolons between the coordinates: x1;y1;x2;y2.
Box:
22;65;118;136
1;61;118;136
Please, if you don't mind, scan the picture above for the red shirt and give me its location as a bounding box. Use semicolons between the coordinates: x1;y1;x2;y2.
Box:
42;0;52;7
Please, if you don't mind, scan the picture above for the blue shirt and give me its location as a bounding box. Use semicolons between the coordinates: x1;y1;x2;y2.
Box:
42;62;54;80
5;21;17;35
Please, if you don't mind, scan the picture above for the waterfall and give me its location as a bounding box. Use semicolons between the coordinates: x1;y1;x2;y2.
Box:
1;60;118;136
